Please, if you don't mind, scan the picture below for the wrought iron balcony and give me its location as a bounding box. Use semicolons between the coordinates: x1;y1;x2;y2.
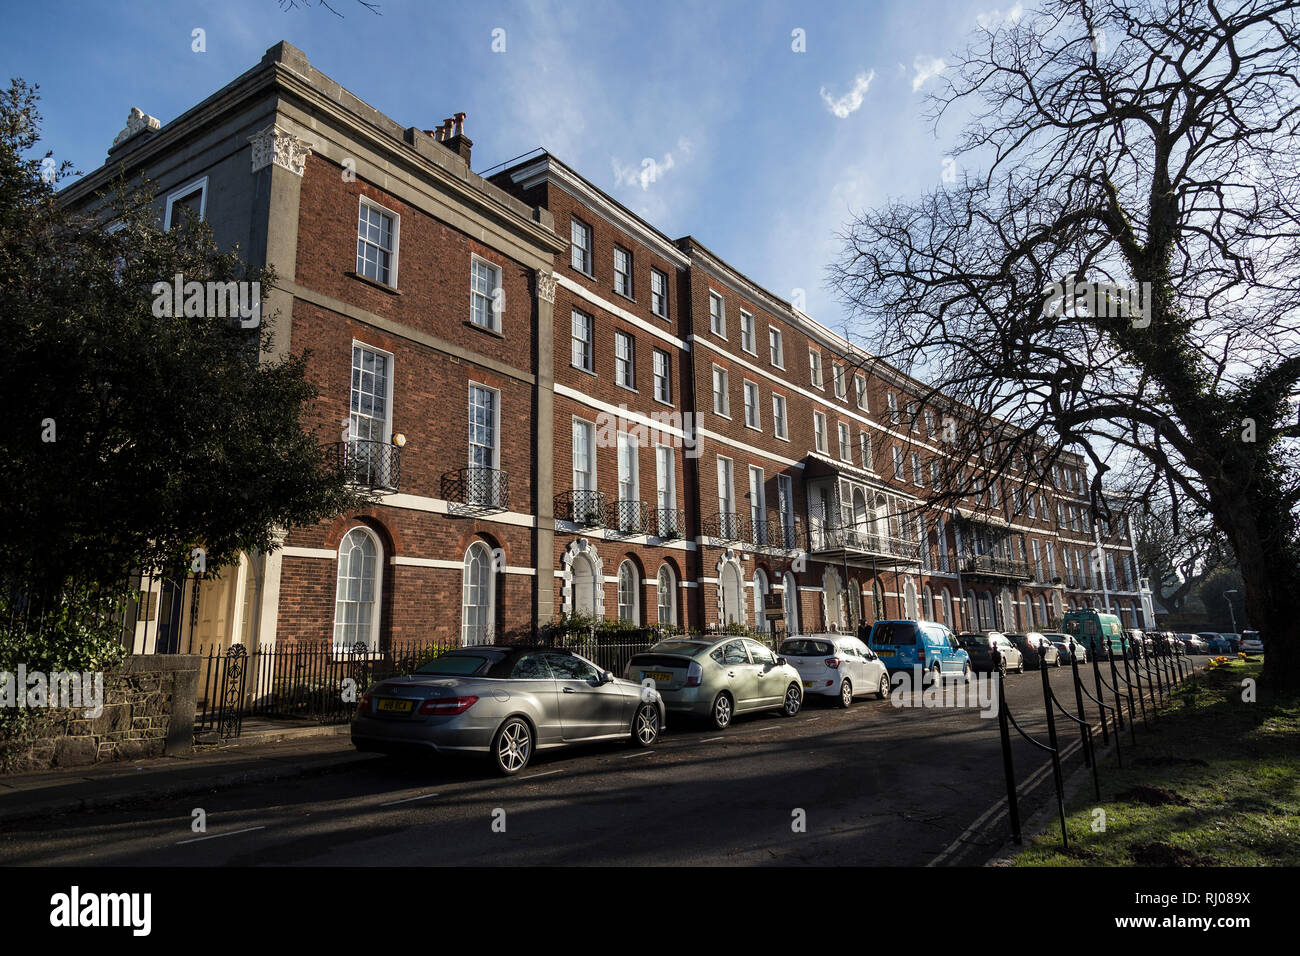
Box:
961;551;1033;581
807;521;922;566
651;508;687;541
442;467;509;516
605;499;650;538
702;511;750;547
751;515;799;553
555;489;607;528
333;439;401;491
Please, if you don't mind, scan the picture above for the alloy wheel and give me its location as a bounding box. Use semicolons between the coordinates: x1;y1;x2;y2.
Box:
633;703;660;746
783;683;802;716
494;718;532;775
839;679;853;708
712;693;733;729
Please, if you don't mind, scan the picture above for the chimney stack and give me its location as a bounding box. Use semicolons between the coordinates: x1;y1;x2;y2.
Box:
438;112;473;166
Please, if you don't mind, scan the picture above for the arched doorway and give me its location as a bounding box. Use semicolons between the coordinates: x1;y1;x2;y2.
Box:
782;571;799;635
752;568;770;634
719;562;745;626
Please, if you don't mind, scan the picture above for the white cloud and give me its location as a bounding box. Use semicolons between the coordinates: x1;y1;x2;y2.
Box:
911;55;947;92
612;137;692;191
819;70;876;119
976;3;1024;28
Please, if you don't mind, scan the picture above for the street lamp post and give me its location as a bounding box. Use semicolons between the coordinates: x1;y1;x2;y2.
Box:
1224;589;1239;636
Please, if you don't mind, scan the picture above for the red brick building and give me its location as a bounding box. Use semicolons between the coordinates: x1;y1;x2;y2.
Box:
64;42;1148;654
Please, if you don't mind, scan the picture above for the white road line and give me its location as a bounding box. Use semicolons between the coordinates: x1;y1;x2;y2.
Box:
525;769;563;779
701;736;726;742
621;750;654;759
176;826;266;845
379;792;441;807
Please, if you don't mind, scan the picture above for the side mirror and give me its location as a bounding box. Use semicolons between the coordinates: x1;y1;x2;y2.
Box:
599;670;614;685
775;656;787;666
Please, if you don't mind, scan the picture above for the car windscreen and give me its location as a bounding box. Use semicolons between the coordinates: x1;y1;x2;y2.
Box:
414;653;494;676
652;641;709;656
871;622;918;645
780;639;834;656
959;635;990;647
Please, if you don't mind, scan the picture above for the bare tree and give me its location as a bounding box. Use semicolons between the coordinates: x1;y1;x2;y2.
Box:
830;0;1300;689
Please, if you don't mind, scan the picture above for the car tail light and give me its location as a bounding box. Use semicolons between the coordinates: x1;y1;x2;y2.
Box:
418;696;479;716
357;693;372;712
685;661;703;687
825;657;841;669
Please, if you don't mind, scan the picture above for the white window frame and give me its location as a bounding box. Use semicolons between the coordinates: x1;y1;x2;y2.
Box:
709;290;726;338
355;196;400;287
570;216;593;274
650;267;668;318
813;411;828;454
912;451;924;486
349;341;394;447
469;254;502;332
833;364;846;399
743;380;761;430
652;347;672;404
461;540;496;645
613;245;633;299
838;422;852;462
893;446;905;480
716;456;736;515
855;373;868;411
572;417;597;492
860;432;873;471
712;364;730;417
333;525;383;651
769;327;784;368
739;310;756;355
467;381;501;472
772;393;788;441
614;329;636;391
571;308;595;373
163;176;209;231
617;432;640;504
809;349;824;389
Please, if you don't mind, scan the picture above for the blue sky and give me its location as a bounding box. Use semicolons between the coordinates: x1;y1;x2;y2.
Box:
3;0;1024;331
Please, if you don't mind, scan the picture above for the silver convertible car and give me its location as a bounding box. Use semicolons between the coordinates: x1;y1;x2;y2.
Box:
351;645;666;775
624;636;804;729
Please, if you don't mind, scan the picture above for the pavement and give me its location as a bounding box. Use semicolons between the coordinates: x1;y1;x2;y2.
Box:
0;657;1206;865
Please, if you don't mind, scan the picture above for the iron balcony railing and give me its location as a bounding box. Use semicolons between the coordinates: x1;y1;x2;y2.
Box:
702;511;750;546
442;466;509;516
751;515;800;553
961;551;1034;581
334;439;401;491
652;508;687;541
807;521;922;562
555;489;607;528
606;499;650;538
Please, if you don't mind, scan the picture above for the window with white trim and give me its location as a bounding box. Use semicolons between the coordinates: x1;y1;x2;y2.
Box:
164;177;207;230
614;245;633;298
572;418;596;492
833;364;846;399
860;432;873;471
570;217;592;274
614;330;635;389
930;460;940;491
349;344;392;486
571;308;594;372
650;268;668;318
470;257;501;331
462;541;494;645
356;198;398;286
739;311;755;354
652;348;671;403
809;349;823;388
813;411;827;454
716;456;735;514
656;564;676;625
743;380;760;429
334;527;381;650
838;422;851;461
712;365;729;416
772;394;788;440
855;373;868;410
893;446;905;480
709;291;726;337
887;392;899;423
912;451;923;486
769;327;784;367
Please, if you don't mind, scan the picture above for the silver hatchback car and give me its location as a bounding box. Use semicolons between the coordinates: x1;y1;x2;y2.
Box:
624;636;804;729
351;645;666;775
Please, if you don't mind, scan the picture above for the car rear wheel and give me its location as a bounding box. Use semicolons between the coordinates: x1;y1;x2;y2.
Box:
631;702;660;747
1017;658;1025;674
782;683;802;716
711;692;734;730
838;679;853;708
998;659;1008;678
877;672;890;699
492;717;532;776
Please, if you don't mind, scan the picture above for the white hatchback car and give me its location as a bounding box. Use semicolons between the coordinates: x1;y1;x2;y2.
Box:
778;634;890;707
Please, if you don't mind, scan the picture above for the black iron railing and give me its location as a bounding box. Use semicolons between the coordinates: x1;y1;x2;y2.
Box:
334;439;401;491
702;511;750;545
606;499;650;538
555;489;608;528
750;515;799;553
651;508;687;540
961;552;1034;581
442;466;509;516
807;521;922;561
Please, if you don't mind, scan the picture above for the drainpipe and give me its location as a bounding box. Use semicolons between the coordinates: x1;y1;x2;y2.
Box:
1093;520;1111;613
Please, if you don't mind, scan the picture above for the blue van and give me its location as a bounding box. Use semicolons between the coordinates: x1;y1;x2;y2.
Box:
867;620;970;681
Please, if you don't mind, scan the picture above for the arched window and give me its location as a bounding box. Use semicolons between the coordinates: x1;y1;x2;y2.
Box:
617;560;639;623
903;578;919;620
334;527;381;650
922;584;933;622
823;569;845;631
572;553;598;616
719;562;745;625
753;568;770;634
782;572;799;635
656;564;677;626
942;587;954;629
462;541;494;645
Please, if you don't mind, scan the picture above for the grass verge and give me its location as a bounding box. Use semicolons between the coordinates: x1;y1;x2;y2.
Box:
1014;659;1298;866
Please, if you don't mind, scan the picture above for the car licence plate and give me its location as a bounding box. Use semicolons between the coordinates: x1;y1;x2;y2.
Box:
644;671;674;683
802;680;816;688
377;698;415;713
876;649;894;657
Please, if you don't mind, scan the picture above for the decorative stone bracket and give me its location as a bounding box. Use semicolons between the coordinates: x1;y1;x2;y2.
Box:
249;124;314;177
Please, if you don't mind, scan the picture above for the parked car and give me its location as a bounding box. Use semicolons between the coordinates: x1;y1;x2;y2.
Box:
1218;633;1241;653
867;619;971;683
779;634;890;707
1061;609;1126;659
958;631;1023;675
624;636;803;730
351;645;666;776
1045;631;1087;664
1007;631;1061;669
1123;628;1149;660
1199;632;1231;654
1241;631;1265;654
1177;632;1209;654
